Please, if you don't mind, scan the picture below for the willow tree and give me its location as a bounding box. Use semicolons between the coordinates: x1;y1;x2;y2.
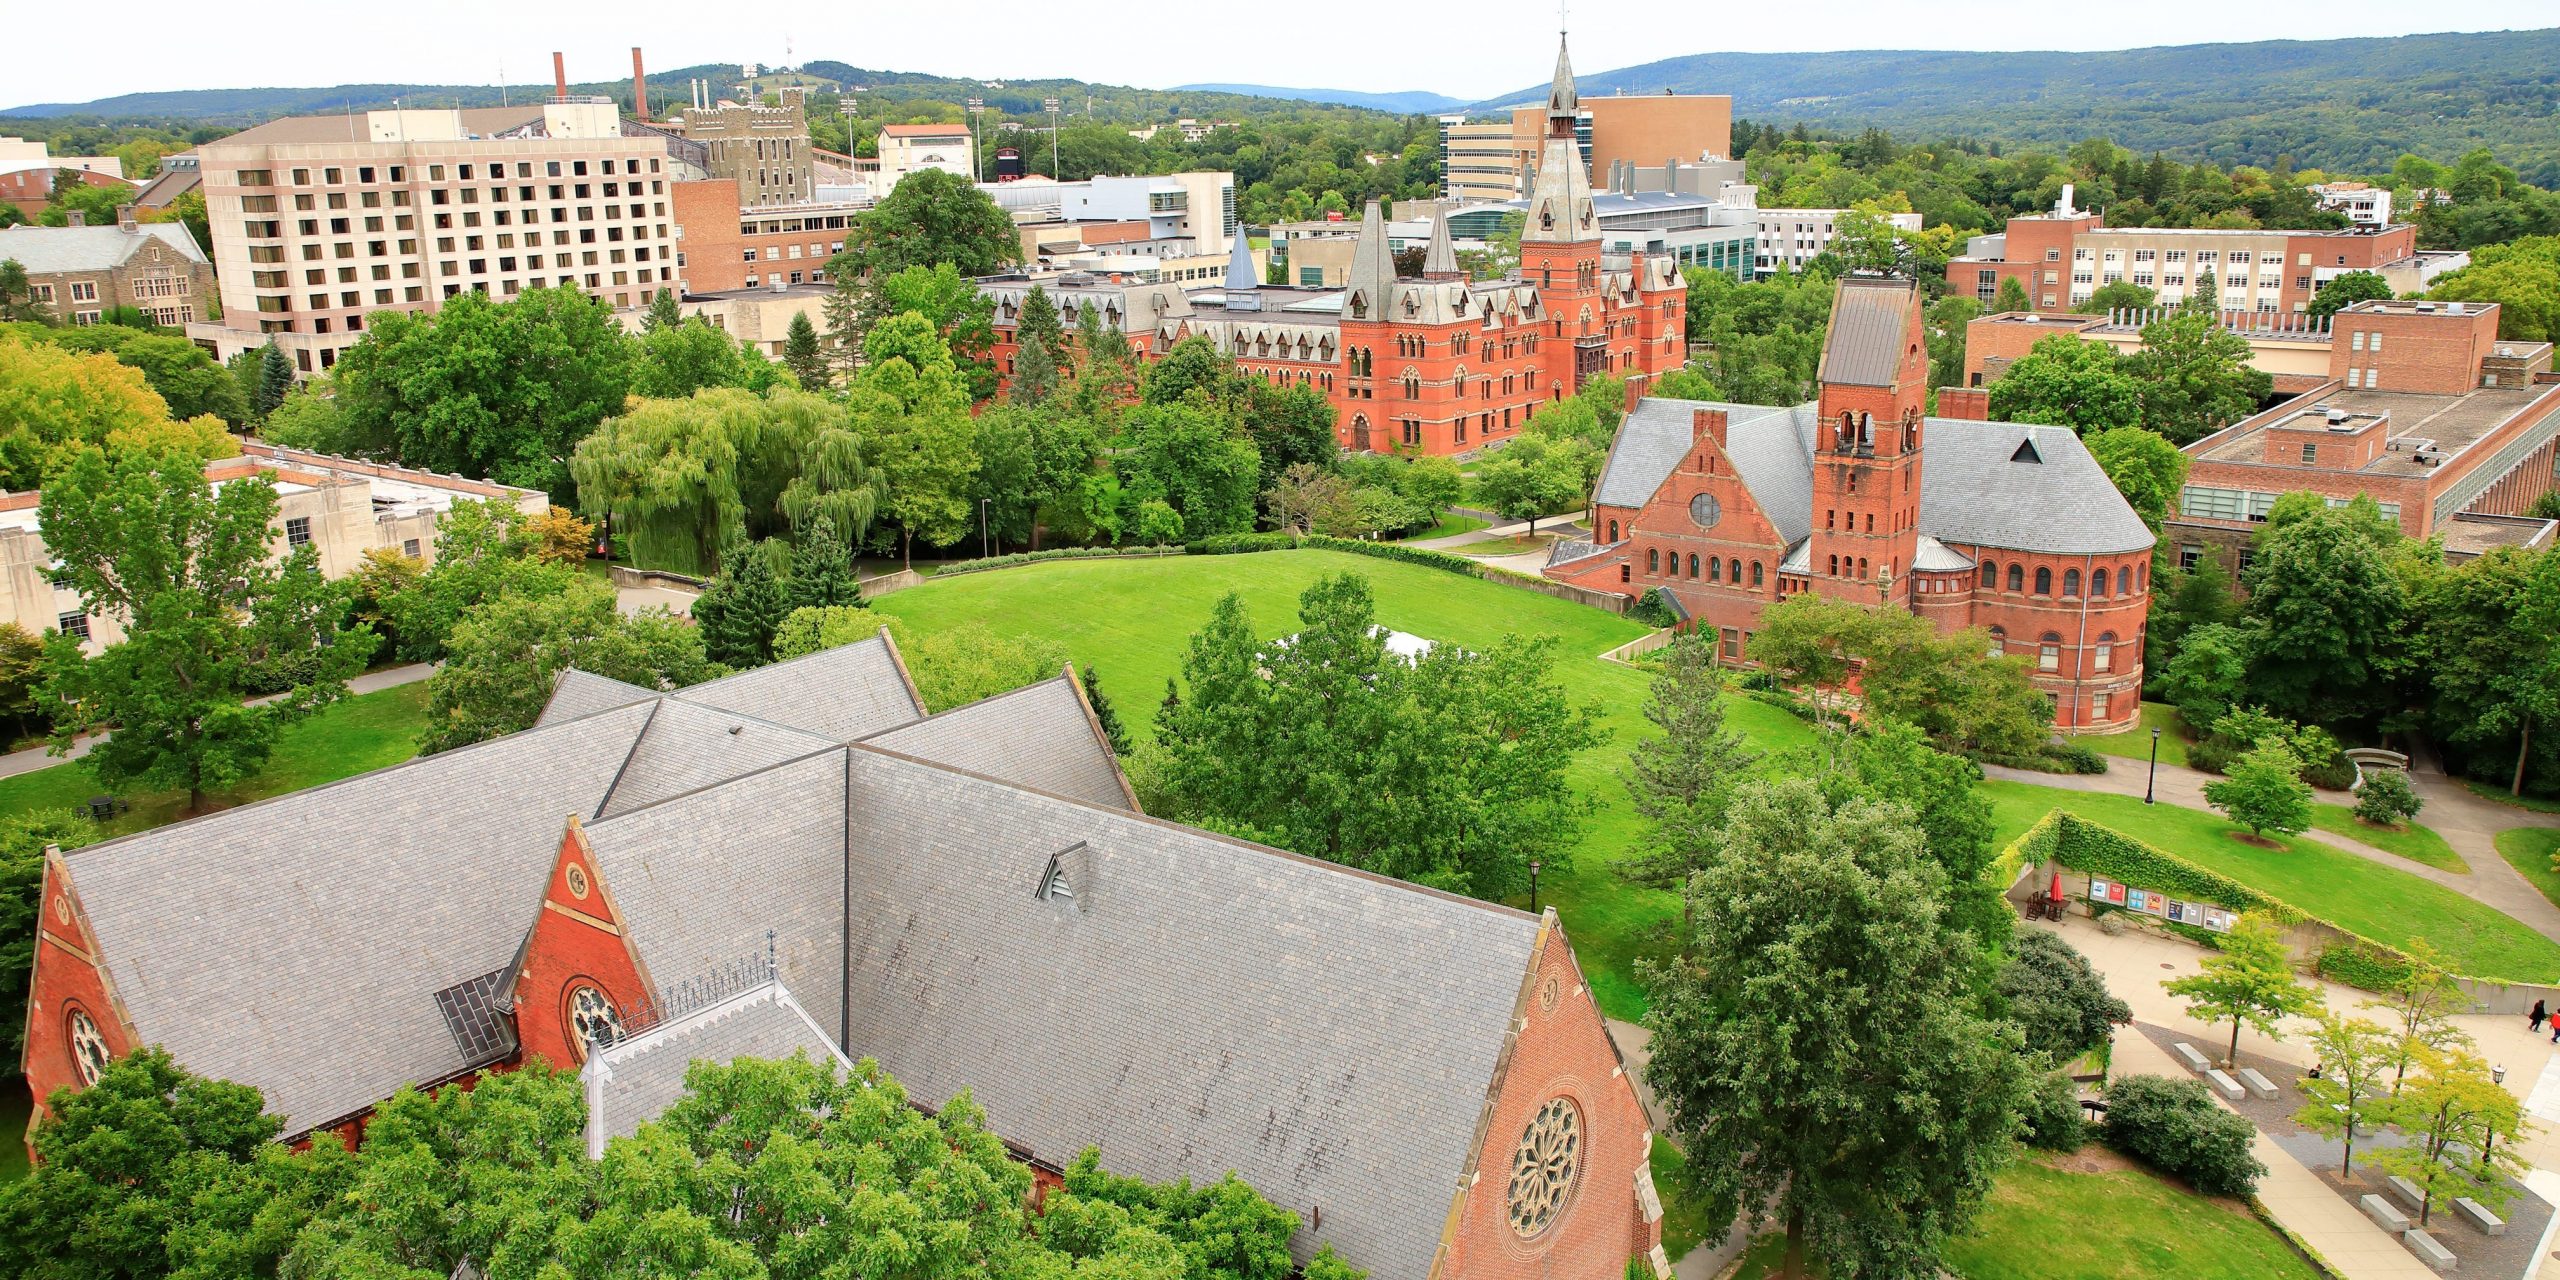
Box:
570;387;881;576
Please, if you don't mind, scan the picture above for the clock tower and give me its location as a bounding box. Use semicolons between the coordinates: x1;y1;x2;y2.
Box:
1806;275;1928;606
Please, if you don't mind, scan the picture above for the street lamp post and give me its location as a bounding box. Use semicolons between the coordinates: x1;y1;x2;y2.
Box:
1044;97;1061;177
966;96;984;181
979;498;990;560
1529;858;1542;915
2145;727;2161;804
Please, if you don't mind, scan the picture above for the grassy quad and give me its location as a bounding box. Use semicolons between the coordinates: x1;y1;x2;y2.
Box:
2078;701;2196;769
1394;513;1490;542
0;683;434;837
1985;780;2560;982
2305;802;2467;872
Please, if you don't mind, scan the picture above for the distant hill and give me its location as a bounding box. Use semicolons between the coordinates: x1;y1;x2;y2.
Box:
0;64;747;126
1172;84;1467;114
1471;28;2560;182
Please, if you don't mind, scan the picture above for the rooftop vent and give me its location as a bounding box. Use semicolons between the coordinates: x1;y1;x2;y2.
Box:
2325;409;2351;425
2010;437;2043;464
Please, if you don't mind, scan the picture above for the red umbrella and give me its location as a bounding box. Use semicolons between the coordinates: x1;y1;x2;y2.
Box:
2048;871;2065;903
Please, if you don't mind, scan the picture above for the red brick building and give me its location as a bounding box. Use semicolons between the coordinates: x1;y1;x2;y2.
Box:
977;37;1687;459
1545;275;2157;730
25;635;1666;1278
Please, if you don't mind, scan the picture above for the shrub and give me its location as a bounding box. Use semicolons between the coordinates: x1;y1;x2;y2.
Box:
2353;767;2424;827
1998;930;2133;1062
1628;588;1679;629
2102;1074;2266;1197
2098;911;2129;937
2316;942;2416;992
2020;1069;2091;1152
1980;741;2108;775
936;545;1184;576
2188;735;2239;776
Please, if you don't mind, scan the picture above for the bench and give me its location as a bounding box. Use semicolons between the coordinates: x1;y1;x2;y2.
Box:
2453;1197;2506;1237
2362;1194;2411;1233
2205;1068;2246;1100
2236;1067;2279;1099
2389;1175;2428;1212
2172;1042;2211;1074
2403;1228;2458;1273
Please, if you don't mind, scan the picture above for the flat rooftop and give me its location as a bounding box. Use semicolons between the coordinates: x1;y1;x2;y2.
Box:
2441;513;2558;557
2199;385;2558;477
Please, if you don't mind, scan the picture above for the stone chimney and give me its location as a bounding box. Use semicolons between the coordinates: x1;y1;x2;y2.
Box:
116;204;138;233
66;210;85;227
1692;407;1728;449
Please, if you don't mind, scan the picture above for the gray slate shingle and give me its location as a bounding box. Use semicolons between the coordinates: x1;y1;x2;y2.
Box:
1817;276;1921;387
837;746;1539;1278
537;669;656;727
675;636;924;741
582;982;849;1157
860;676;1134;811
595;699;835;818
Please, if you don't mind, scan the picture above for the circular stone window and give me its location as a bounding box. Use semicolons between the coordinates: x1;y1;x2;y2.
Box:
1689;492;1722;530
66;1007;108;1087
1506;1096;1585;1238
566;984;622;1058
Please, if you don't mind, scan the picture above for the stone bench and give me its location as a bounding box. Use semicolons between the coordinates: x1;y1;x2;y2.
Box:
2236;1066;2279;1099
2389;1175;2428;1212
2172;1042;2212;1074
2453;1197;2506;1237
2362;1194;2412;1233
2205;1068;2246;1100
2404;1228;2458;1273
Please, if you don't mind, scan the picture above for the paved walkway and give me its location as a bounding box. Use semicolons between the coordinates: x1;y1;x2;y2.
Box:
0;662;437;780
1984;751;2560;941
1605;1019;1754;1279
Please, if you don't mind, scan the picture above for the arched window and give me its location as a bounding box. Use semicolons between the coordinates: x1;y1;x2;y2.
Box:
2063;568;2081;597
1828;554;1840;576
1986;626;2006;659
1980;560;1997;588
1648;548;1660;573
1706;556;1720;582
1607;519;1619;542
565;983;623;1062
1750;562;1764;587
1687;553;1700;577
2038;633;2063;672
1619;563;1630;584
2095;633;2116;673
2092;569;2110;598
2007;564;2024;592
66;1006;108;1087
1453;368;1468;395
2119;566;2134;597
2034;566;2053;595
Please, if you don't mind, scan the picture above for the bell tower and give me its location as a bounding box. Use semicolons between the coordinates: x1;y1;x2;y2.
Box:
1518;32;1604;395
1806;275;1928;606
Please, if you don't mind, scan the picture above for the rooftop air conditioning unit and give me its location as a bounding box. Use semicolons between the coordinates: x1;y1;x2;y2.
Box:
2325;408;2351;425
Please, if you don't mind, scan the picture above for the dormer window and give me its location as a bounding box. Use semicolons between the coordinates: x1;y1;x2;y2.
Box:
1036;840;1090;907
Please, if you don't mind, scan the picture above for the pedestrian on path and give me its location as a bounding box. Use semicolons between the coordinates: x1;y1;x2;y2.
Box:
2534;999;2549;1034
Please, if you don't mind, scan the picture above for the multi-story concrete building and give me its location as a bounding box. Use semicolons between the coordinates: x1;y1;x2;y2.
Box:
1440;117;1523;202
184;101;686;373
0;209;216;327
2160;299;2560;565
1437;93;1731;205
1545;274;2157;731
1946;186;2458;315
980;37;1688;459
0;442;546;653
874;123;975;190
667;96;813;207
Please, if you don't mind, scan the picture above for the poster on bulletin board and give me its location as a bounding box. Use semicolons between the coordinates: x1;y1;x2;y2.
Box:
2079;876;2234;931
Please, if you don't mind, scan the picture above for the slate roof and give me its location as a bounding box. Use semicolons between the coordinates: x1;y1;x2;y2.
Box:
1817;276;1921;388
593;698;836;818
1593;397;2154;556
537;669;656;728
0;222;207;273
1911;533;1977;572
581;980;849;1157
672;634;924;740
837;744;1541;1278
859;674;1135;811
63;702;656;1135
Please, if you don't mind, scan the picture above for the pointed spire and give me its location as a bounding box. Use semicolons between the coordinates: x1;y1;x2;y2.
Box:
1421;208;1462;281
1546;31;1578;128
1521;133;1596;245
1345;200;1396;321
1222;228;1262;309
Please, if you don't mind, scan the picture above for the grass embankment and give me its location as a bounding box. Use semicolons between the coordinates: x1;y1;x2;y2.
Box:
2306;803;2466;872
2079;702;2195;769
1397;514;1489;541
2495;827;2560;912
1987;781;2560;982
0;683;433;837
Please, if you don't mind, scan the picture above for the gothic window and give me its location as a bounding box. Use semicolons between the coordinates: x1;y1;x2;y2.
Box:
1352;415;1372;452
2034;567;2053;596
1403;369;1420;399
1980;560;1997;588
1453;368;1468;395
567;983;622;1059
67;1007;108;1087
2063;568;2081;597
1506;1096;1584;1239
2008;564;2024;592
1750;562;1764;587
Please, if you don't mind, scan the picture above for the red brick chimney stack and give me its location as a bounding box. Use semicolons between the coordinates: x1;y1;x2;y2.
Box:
1692;407;1728;449
552;52;568;103
631;48;648;121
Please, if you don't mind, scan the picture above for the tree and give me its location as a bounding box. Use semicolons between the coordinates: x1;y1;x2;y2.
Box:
40;450;375;812
2354;767;2425;828
258;383;353;455
781;310;828;389
420;578;715;752
1986;335;2141;433
251;341;292;421
2366;942;2474;1095
572;387;883;575
2164;912;2323;1066
2162;622;2257;734
2085;426;2190;529
631;315;788;399
1470;434;1588;533
1996;930;2132;1063
2429;237;2560;342
2416;546;2560;795
44;326;247;424
0;337;173;489
2203;740;2315;837
1991;276;2033;314
876;262;1000;399
2101;1074;2266;1198
2126;307;2273;445
0;259;52;323
823;169;1018;359
2295;1011;2398;1179
690;531;794;670
2308;270;2396;320
858;312;981;564
642;286;683;333
788;514;863;611
1119;403;1262;541
1080;666;1131;756
867;615;1067;712
2244;509;2410;725
2370;1045;2528;1226
1620;632;1759;886
2147;547;2240;680
2076;280;2158;314
1925;296;1980;392
1643;778;2026;1279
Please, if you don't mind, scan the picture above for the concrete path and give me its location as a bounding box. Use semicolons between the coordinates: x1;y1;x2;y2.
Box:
0;661;437;781
1605;1019;1755;1279
1407;514;1588;553
1985;752;2560;940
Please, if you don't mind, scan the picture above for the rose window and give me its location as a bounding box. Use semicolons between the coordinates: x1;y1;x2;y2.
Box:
67;1008;108;1087
568;984;622;1056
1506;1096;1584;1238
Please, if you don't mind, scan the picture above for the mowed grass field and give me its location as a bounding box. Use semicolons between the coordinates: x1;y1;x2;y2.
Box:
872;549;1814;1019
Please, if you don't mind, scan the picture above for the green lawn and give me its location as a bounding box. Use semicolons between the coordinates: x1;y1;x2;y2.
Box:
2307;803;2466;872
1451;534;1559;557
1649;1140;1713;1261
0;683;433;836
2080;702;2193;769
870;548;1813;1019
2495;828;2560;912
1397;514;1489;542
2466;780;2560;814
1987;781;2560;982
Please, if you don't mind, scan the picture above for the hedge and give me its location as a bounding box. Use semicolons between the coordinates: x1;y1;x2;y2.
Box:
933;546;1186;577
1186;531;1560;586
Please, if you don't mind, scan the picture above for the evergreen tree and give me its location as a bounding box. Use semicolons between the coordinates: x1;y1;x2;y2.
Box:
254;340;294;421
781;312;829;390
1991;276;2032;315
1622;631;1759;886
788;514;864;611
1082;665;1131;755
642;287;683;333
1013;281;1072;371
0;258;53;323
1009;330;1060;405
691;531;793;669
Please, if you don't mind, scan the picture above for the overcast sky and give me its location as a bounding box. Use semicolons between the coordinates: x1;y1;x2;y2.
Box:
5;0;2549;110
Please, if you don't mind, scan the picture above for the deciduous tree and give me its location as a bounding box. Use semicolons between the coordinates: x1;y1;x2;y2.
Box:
1986;335;2142;433
2203;739;2315;837
2371;1045;2528;1225
421;577;714;752
2296;1011;2398;1178
2165;912;2323;1065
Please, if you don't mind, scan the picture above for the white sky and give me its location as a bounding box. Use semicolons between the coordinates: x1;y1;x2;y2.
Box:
3;1;2548;111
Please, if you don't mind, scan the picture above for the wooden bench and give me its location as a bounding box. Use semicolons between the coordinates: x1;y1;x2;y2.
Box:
2236;1066;2279;1099
2453;1196;2506;1237
2361;1194;2411;1233
2172;1042;2212;1074
2389;1175;2428;1212
2205;1068;2246;1100
2403;1228;2458;1273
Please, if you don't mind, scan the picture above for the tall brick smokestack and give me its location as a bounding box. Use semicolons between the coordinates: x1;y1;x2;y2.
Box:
631;48;647;120
552;52;568;103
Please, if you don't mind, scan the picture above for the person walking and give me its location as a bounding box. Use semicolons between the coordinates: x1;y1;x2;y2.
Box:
2535;1000;2550;1035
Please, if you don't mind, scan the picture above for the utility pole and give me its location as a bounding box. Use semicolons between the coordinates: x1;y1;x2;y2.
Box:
1044;97;1062;178
966;97;985;181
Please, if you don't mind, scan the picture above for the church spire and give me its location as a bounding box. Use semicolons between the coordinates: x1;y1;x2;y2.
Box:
1222;226;1263;308
1545;31;1578;132
1345;200;1397;321
1420;207;1462;280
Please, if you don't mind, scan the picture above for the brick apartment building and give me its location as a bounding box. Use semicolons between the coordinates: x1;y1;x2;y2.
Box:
981;37;1687;459
2160;298;2560;566
0;209;216;327
185;100;687;373
1545;275;2157;731
1962;308;2344;398
1945;187;2461;315
28;639;1670;1279
668;180;856;293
